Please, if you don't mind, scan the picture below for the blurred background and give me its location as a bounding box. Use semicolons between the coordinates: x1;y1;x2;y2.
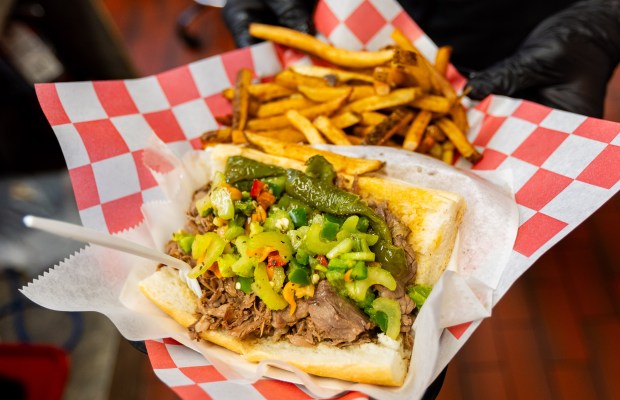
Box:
0;0;618;399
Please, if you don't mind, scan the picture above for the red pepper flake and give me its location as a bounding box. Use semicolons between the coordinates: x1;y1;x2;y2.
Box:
316;255;328;267
267;251;287;267
250;179;266;199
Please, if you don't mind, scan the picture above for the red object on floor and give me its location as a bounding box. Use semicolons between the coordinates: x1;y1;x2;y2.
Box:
0;343;69;400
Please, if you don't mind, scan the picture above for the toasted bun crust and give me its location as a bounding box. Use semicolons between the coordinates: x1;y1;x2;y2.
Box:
339;175;465;286
139;267;409;386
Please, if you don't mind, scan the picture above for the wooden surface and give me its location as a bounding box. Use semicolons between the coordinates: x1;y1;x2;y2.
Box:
100;2;620;399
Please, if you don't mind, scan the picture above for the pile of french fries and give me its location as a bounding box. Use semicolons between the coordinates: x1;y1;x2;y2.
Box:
201;23;482;165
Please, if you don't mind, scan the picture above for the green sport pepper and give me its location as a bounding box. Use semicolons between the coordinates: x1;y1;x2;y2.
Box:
284;156;407;278
224;155;286;184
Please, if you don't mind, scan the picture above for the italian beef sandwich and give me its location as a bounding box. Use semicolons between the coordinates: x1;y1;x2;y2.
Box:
139;146;465;386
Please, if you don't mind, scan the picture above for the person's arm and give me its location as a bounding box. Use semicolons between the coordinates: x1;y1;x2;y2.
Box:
467;0;620;118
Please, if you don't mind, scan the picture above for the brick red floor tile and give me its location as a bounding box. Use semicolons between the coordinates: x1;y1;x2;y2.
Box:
551;365;599;400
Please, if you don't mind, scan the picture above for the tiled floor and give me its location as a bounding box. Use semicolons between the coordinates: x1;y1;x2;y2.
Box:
7;2;616;399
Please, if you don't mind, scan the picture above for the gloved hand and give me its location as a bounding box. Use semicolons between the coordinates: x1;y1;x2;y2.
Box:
222;0;317;48
467;0;620;118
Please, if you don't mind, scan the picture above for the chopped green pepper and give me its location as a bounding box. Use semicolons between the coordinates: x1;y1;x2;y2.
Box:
407;284;433;309
287;260;311;285
172;231;195;254
324;214;346;227
356;216;370;232
262;175;287;197
234;198;255;216
288;207;307;228
237;276;253;294
321;221;339;241
350;261;368;280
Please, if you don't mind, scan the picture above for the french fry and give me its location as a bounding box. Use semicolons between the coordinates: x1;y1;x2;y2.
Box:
401;65;432;92
351;125;374;138
247;93;350;131
346;135;364;145
449;102;469;134
426;123;447;142
410;95;452;114
256;95;316;118
249;83;296;101
434;46;453;77
232;129;247;144
417;130;436;153
274;69;329;89
403;110;432;151
343;87;421;113
313;115;352;146
330;111;361;129
429;142;443;159
247;128;307;143
223;84;294;103
373;80;391;96
241;148;306;170
292;65;374;84
232;68;253;130
359;111;388;126
201;128;233;146
441;141;455;165
390;29;457;105
215;114;233;126
298;85;375;102
286;110;327;145
244;132;384;175
216;24;481;165
373;66;418;88
363;109;414;145
249;23;394;69
435;117;482;163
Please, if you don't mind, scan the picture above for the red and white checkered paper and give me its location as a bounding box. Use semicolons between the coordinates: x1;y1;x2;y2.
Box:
33;0;619;398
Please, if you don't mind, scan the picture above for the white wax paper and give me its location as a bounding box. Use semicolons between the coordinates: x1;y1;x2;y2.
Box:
21;140;518;399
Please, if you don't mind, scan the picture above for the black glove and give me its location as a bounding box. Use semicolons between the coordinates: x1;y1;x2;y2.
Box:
467;0;620;118
222;0;317;48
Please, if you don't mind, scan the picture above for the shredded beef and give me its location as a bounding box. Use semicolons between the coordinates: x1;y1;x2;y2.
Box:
307;280;374;345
